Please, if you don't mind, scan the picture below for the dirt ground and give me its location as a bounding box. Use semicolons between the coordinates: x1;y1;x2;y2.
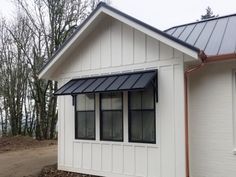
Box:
37;164;98;177
0;145;57;177
0;136;57;153
0;136;96;177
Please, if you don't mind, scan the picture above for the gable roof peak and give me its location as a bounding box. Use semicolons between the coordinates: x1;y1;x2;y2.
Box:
39;2;201;79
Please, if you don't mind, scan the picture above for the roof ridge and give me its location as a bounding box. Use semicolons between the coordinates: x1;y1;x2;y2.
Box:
165;13;236;32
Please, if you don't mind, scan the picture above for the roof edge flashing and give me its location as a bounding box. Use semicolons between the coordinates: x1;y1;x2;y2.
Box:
39;2;201;80
165;13;236;32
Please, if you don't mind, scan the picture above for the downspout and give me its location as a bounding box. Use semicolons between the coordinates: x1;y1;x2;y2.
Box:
184;50;207;177
184;51;236;177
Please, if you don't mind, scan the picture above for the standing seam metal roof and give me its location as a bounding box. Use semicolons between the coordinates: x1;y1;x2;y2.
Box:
165;14;236;56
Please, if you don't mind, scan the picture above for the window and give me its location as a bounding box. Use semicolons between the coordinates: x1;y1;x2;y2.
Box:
100;92;123;141
129;88;156;143
75;94;95;140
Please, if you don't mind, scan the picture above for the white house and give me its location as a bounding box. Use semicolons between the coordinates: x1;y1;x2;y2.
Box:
39;2;236;177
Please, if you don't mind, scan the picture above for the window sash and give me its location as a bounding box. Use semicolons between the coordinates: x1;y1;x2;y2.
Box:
129;110;155;143
101;92;122;110
100;110;123;141
75;111;95;139
130;88;154;110
100;93;123;141
75;94;95;140
76;94;95;111
129;88;156;144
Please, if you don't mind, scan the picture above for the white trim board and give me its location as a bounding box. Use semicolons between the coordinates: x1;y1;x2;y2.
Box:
38;4;199;80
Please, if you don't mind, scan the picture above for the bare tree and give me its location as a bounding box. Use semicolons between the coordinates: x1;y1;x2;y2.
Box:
0;0;107;138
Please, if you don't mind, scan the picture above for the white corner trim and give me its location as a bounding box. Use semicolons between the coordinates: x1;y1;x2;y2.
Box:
233;70;236;151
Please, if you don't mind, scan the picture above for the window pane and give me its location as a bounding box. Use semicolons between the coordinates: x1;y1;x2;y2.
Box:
130;111;142;141
143;111;155;142
77;94;86;111
86;112;95;139
101;111;113;140
130;91;141;109
112;111;123;141
142;89;154;109
76;112;86;138
111;93;122;110
101;94;112;110
85;94;95;111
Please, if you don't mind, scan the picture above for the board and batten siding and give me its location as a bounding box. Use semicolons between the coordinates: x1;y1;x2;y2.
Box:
189;60;236;177
56;16;186;177
54;16;184;79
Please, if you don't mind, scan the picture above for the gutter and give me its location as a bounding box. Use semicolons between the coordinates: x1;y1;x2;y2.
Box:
184;51;236;177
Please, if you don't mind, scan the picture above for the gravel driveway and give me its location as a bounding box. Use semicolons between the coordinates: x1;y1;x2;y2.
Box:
0;145;57;177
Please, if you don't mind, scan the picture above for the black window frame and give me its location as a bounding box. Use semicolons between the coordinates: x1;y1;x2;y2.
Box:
74;94;96;140
128;88;156;144
100;92;124;142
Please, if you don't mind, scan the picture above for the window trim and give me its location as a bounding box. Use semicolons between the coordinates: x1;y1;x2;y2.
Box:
100;92;124;142
128;88;156;144
74;94;96;140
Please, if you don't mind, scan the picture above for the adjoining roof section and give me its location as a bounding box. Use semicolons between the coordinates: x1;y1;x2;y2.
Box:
38;2;201;80
165;14;236;57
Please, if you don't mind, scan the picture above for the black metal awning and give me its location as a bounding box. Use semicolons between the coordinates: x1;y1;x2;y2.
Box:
54;70;157;96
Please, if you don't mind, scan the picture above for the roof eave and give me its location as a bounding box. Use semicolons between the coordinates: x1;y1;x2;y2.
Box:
38;2;201;80
205;52;236;62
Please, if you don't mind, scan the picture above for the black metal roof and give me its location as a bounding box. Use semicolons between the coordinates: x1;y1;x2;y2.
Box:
39;2;201;76
54;70;157;96
165;14;236;56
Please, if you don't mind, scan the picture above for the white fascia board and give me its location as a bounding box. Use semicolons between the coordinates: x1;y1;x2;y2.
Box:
38;8;104;79
39;6;199;79
101;8;199;60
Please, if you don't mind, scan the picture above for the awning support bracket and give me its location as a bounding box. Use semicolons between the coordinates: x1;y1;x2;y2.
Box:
151;75;158;102
72;95;76;106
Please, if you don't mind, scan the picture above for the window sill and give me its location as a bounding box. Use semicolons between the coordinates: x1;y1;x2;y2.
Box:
73;139;159;148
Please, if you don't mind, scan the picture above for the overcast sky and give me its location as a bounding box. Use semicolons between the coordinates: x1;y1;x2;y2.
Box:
0;0;235;30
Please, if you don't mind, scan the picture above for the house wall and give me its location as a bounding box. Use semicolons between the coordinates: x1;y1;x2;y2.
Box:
56;16;187;177
189;60;236;177
53;16;184;79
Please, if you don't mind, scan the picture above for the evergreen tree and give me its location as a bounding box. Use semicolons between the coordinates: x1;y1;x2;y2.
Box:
201;6;217;20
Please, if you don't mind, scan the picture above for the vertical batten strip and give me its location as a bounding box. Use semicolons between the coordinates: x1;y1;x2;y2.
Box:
133;145;136;176
81;142;83;168
121;23;124;65
145;35;148;63
90;143;92;169
111;144;113;172
146;146;148;177
100;143;103;170
172;64;177;177
122;144;124;174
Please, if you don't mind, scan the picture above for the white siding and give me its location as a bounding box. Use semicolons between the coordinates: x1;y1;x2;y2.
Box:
189;60;236;177
56;16;186;177
57;61;186;177
56;16;178;79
